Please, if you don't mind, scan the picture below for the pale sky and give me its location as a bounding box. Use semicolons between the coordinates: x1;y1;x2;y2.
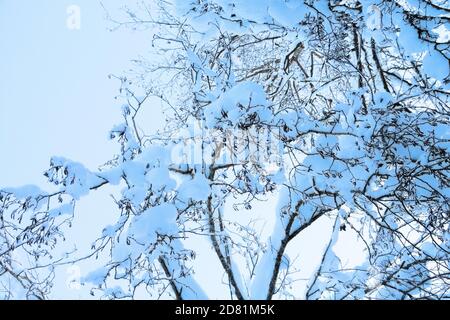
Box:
0;0;153;187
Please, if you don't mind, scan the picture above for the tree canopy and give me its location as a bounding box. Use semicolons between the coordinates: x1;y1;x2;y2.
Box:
1;0;449;300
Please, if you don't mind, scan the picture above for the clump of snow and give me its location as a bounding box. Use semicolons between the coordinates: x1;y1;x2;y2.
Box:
3;185;45;199
49;156;100;200
138;144;173;166
177;171;211;202
373;91;393;109
205;81;271;129
98;167;122;185
122;186;147;207
146;167;176;191
122;161;147;187
48;203;74;218
433;24;450;44
83;266;110;286
128;203;178;244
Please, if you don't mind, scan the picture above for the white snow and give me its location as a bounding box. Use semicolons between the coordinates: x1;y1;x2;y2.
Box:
128;203;178;244
3;184;45;199
177;171;211;202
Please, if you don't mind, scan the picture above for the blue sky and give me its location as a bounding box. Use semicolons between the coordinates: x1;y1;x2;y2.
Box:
0;0;153;187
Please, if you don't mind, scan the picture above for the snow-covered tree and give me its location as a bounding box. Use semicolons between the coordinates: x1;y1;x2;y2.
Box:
1;0;449;300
